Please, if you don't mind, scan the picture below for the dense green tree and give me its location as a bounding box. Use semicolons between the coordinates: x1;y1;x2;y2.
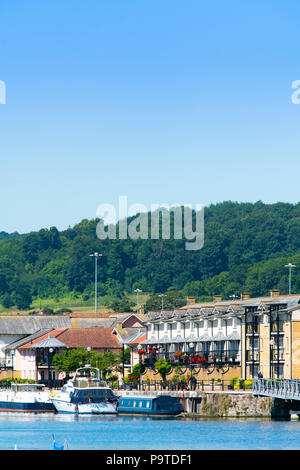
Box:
154;359;172;380
52;348;121;377
109;297;135;313
0;202;300;309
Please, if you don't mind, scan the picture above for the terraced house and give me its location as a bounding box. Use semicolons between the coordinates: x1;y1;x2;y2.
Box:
141;291;300;381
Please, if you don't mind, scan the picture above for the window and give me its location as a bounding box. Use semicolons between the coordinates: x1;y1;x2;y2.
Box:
146;401;150;408
139;401;143;407
133;401;136;407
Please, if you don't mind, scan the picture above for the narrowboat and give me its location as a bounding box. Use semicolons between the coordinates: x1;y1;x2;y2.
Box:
0;383;55;413
117;395;184;416
51;365;118;414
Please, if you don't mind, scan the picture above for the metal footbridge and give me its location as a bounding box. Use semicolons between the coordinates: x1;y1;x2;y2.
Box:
253;378;300;401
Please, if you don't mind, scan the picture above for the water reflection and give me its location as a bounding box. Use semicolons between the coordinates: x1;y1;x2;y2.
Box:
0;413;299;450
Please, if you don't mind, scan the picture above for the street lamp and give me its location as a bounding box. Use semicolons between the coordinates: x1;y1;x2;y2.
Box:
159;294;166;312
189;342;195;389
285;263;296;295
90;252;102;313
11;350;15;382
134;288;142;313
48;347;54;389
137;344;142;390
86;347;91;366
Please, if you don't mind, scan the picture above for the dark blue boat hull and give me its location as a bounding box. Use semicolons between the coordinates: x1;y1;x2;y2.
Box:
117;395;184;416
0;401;55;412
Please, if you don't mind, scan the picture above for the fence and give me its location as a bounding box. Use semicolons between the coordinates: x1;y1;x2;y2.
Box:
107;378;251;392
253;378;300;400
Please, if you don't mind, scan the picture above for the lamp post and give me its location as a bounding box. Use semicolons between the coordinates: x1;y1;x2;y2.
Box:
137;344;142;390
48;347;54;389
90;252;102;313
285;263;296;295
122;343;125;385
86;347;91;366
134;288;142;313
159;294;166;312
11;350;15;382
189;342;195;389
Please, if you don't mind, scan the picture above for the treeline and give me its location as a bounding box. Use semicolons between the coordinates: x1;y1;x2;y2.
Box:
0;200;299;309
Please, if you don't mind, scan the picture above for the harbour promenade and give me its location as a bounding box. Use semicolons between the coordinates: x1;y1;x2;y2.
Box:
114;380;270;417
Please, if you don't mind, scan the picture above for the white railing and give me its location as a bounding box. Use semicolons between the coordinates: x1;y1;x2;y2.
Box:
253;378;300;400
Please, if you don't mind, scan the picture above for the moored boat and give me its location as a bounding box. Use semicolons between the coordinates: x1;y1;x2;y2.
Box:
117;395;184;416
51;365;118;414
0;383;55;413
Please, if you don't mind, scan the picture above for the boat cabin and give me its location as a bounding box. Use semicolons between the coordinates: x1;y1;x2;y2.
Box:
11;383;46;393
70;388;117;405
117;395;184;415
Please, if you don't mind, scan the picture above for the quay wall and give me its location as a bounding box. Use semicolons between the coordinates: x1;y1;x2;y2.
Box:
115;390;274;417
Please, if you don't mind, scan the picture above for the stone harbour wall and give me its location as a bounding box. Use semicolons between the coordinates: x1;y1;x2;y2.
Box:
190;392;273;417
116;390;274;417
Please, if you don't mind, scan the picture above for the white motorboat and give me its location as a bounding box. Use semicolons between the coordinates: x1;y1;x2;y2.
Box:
0;383;55;412
51;365;118;414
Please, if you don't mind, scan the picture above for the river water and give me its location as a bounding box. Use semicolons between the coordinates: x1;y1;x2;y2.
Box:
0;414;300;450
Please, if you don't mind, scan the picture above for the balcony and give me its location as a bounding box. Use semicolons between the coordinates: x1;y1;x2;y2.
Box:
140;350;240;367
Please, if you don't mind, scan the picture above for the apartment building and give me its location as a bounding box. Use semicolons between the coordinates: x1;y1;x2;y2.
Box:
141;291;300;380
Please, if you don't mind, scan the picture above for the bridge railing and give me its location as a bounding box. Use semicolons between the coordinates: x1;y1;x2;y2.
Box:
253;378;300;400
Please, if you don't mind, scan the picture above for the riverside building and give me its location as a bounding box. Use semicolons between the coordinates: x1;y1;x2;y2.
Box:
140;291;300;381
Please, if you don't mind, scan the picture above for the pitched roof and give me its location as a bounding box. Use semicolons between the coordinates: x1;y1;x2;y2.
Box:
109;313;149;324
18;329;67;349
31;336;68;349
55;328;122;349
0;316;72;334
113;327;146;344
3;329;54;351
70;318;115;328
129;333;147;345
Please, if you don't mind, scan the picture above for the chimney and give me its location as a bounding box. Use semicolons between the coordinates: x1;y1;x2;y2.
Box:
213;295;222;302
186;297;196;305
270;289;280;298
240;292;250;301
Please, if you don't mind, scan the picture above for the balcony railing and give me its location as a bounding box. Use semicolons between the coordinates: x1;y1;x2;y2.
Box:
141;350;240;367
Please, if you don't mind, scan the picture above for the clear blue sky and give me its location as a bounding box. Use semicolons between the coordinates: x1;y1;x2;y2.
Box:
1;0;300;233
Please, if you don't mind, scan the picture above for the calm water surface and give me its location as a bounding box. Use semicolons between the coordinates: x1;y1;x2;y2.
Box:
0;414;299;450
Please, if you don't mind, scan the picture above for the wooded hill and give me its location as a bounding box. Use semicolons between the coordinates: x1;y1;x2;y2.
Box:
0;201;300;310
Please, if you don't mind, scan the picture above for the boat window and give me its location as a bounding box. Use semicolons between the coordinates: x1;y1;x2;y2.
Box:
70;388;116;404
139;401;143;407
133;401;136;407
146;401;150;408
